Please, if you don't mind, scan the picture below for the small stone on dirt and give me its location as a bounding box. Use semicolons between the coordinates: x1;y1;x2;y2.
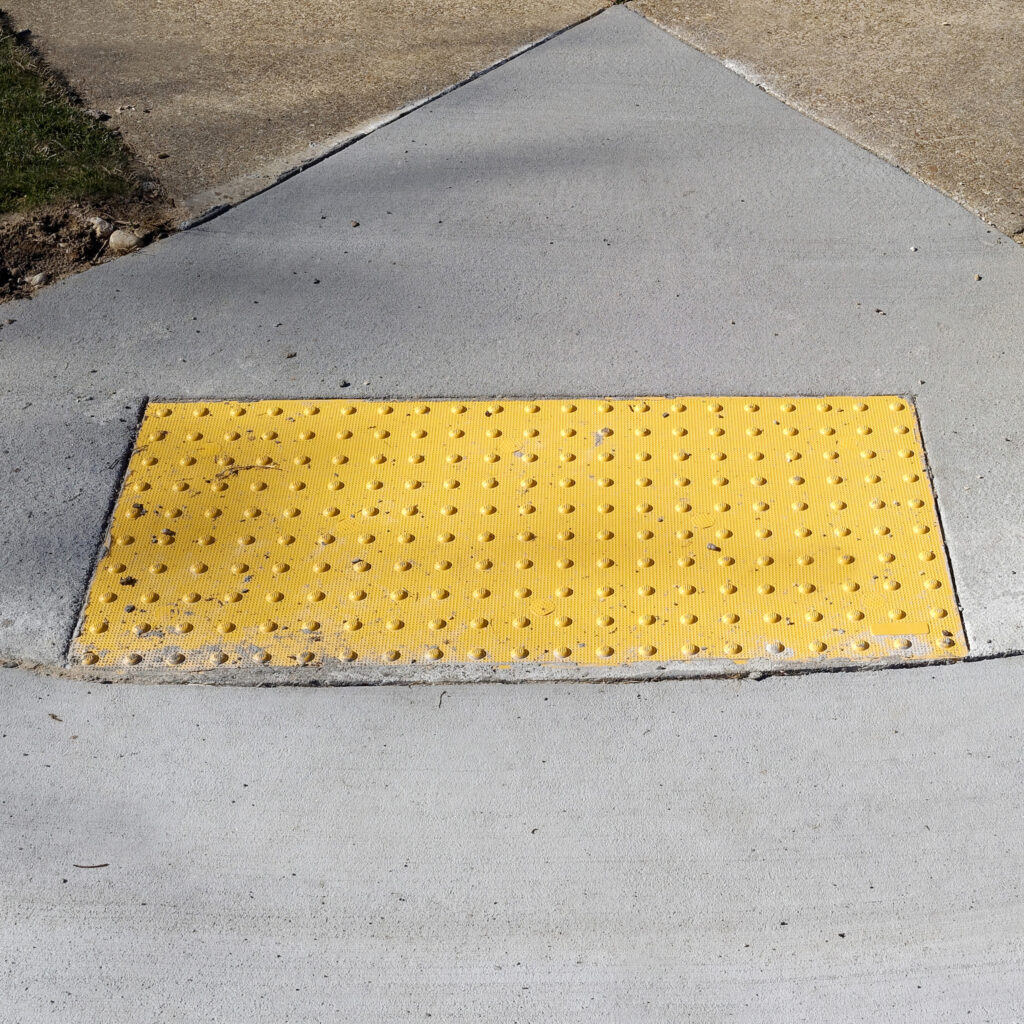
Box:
89;217;114;238
108;229;141;253
28;272;50;287
1;200;173;302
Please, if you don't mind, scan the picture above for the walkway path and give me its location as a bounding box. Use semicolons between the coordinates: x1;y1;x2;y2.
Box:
2;12;1023;1016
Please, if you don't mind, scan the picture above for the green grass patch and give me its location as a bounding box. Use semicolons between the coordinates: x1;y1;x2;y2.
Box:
0;25;136;215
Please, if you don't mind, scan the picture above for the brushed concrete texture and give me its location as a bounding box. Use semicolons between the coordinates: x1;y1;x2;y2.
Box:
0;0;606;214
3;656;1024;1020
631;0;1024;241
1;8;1023;668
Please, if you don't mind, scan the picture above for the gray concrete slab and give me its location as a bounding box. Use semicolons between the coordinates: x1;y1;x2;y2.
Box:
3;656;1024;1020
1;6;1023;667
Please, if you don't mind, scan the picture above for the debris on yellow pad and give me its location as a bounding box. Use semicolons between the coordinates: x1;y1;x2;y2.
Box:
71;397;966;670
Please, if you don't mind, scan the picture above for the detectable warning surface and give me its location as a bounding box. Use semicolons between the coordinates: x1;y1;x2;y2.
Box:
71;398;966;670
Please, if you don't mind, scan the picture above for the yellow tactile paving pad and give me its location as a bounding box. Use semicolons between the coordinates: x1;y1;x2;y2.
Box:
72;398;966;670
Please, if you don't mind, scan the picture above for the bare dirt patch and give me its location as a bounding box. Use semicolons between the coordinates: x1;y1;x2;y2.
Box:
0;196;174;302
0;17;176;301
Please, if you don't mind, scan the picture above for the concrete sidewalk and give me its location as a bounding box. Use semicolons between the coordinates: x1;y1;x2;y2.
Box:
2;8;1023;1016
3;656;1023;1020
8;0;1024;235
2;7;1023;671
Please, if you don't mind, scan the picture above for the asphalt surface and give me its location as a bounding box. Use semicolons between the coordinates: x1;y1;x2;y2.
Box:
1;7;1022;672
3;655;1023;1020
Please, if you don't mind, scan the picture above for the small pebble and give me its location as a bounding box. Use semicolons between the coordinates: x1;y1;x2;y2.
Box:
28;272;50;287
89;216;114;238
974;274;982;281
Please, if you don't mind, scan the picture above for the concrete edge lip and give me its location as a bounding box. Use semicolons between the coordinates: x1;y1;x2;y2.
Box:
12;652;970;687
147;391;928;404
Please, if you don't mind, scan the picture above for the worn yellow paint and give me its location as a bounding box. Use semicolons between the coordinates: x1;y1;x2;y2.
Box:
72;397;966;670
